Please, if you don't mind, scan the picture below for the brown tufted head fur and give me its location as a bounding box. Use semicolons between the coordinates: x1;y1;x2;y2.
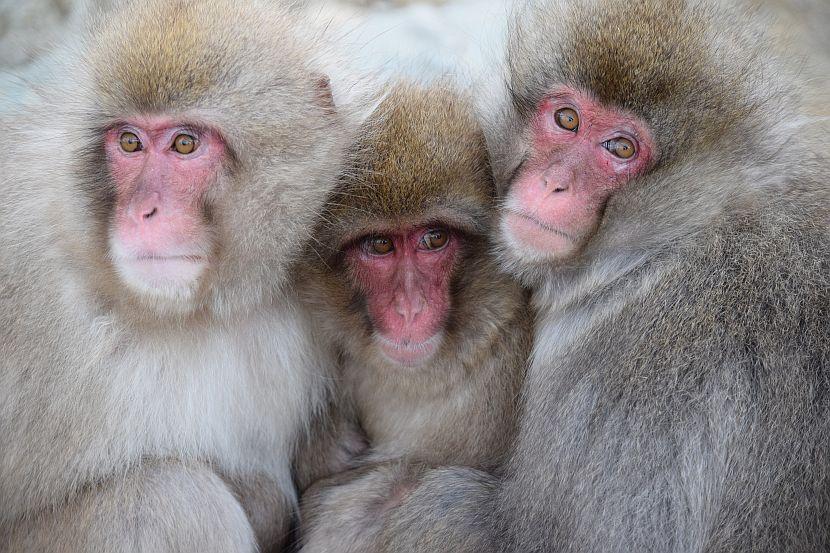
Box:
500;0;792;170
316;82;495;250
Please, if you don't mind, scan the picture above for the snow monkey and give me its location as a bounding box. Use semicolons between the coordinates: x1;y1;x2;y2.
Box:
295;83;532;549
296;1;830;552
0;1;368;551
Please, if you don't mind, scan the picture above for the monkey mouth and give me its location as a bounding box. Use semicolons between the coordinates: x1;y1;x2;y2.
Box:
113;252;208;298
373;332;443;367
133;254;206;263
505;209;575;242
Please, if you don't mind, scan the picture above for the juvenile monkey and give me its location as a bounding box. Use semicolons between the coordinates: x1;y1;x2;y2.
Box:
301;83;531;466
296;84;531;550
298;1;830;552
0;1;365;551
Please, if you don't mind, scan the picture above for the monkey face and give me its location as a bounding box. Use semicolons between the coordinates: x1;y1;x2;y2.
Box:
501;86;655;264
103;116;225;312
344;225;460;368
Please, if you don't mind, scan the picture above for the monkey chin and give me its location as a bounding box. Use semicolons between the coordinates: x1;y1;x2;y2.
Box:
373;332;444;368
110;239;208;316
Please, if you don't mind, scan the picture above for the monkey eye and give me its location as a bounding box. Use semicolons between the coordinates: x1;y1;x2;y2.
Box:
554;108;579;132
173;134;198;155
366;236;394;256
603;137;636;159
119;132;142;152
419;228;449;251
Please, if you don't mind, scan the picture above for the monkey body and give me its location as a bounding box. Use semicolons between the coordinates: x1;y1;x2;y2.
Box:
0;272;322;547
501;174;830;552
296;84;531;552
301;83;531;470
297;0;830;551
491;1;830;547
0;0;364;550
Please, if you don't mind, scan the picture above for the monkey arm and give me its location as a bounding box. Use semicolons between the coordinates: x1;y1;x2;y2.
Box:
293;390;369;495
298;461;498;553
2;460;257;553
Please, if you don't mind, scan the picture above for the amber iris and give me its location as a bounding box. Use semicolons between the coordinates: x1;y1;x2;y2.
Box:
368;236;394;255
554;108;579;131
604;137;636;159
420;229;449;250
119;132;142;152
173;134;197;155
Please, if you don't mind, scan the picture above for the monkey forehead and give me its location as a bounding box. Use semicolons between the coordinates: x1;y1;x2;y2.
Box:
508;0;779;156
87;0;322;117
375;85;491;195
337;205;488;246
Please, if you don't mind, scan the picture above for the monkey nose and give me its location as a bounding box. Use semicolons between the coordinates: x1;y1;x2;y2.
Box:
395;294;425;324
544;177;569;193
129;192;162;223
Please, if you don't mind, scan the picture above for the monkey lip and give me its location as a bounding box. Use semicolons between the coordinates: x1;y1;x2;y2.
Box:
126;254;208;274
504;209;578;256
115;253;208;293
133;254;206;263
505;209;575;241
374;332;443;367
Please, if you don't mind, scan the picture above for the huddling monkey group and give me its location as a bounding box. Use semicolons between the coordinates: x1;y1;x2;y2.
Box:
1;0;828;552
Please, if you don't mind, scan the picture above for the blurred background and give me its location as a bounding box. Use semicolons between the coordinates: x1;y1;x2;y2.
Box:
0;0;827;114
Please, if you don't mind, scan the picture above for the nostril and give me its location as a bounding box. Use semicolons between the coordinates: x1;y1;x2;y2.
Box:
143;207;158;220
543;177;568;193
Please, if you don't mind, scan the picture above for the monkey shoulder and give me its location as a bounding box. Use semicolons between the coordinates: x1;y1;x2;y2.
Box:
605;197;830;392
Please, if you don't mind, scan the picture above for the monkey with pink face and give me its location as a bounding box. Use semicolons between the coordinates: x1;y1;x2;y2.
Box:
293;84;532;526
296;0;830;552
0;1;368;551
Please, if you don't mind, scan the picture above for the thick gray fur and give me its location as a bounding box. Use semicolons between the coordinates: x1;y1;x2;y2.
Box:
295;0;830;551
0;1;365;551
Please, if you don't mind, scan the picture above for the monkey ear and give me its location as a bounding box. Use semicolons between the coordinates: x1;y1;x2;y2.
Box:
314;74;336;115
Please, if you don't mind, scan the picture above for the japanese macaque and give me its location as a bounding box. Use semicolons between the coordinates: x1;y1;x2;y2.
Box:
297;0;830;552
0;1;366;551
295;83;531;550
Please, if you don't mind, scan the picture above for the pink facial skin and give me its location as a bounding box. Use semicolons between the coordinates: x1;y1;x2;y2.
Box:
504;86;655;260
345;226;461;367
105;117;225;297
